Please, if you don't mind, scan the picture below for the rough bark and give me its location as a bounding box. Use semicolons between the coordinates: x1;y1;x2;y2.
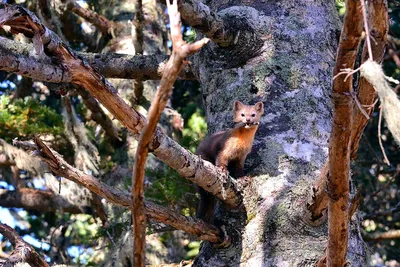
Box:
0;37;195;80
307;0;388;226
327;0;363;264
191;1;367;266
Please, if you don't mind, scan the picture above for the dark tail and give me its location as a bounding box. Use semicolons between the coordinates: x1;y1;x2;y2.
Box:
196;186;216;223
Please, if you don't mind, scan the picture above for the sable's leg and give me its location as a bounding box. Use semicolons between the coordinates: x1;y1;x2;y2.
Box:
237;157;250;186
235;158;246;178
215;153;229;173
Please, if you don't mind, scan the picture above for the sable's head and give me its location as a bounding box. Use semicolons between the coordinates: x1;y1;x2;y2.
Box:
233;101;264;128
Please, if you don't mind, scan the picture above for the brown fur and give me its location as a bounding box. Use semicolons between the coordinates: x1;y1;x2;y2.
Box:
196;101;264;221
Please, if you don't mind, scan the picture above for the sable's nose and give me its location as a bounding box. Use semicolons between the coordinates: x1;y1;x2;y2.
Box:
246;118;251;122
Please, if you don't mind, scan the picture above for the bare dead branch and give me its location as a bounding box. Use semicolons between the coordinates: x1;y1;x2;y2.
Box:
0;3;241;208
350;0;388;158
13;137;223;244
327;0;363;265
0;188;89;214
308;0;388;228
75;87;122;144
64;0;122;35
348;187;361;219
132;0;145;104
132;0;209;265
388;48;400;68
0;223;49;267
363;229;400;241
0;37;196;81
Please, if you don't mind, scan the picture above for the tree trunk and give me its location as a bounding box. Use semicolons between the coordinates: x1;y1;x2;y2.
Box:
192;1;367;266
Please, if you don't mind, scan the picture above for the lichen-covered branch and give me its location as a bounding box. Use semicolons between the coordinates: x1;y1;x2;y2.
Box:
0;188;88;214
132;0;209;265
13;137;223;244
0;37;196;80
0;223;49;267
327;0;363;265
0;4;241;208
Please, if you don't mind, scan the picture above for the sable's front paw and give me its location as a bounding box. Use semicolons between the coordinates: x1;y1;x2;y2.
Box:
218;165;228;173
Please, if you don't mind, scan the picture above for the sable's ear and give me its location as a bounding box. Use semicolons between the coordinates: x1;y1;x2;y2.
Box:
255;102;264;114
234;101;244;111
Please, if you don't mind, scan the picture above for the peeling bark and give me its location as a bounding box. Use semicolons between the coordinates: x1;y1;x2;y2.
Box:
327;0;363;265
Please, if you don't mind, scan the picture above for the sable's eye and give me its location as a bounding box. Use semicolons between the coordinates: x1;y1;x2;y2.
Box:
251;114;256;117
241;113;245;117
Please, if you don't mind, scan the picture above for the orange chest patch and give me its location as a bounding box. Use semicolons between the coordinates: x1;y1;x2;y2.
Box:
224;128;257;155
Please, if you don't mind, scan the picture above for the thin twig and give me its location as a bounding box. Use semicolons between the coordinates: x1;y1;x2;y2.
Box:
361;0;373;60
131;0;209;266
378;106;390;165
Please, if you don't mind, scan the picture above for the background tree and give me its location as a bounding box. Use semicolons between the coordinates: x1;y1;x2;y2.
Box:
0;0;398;266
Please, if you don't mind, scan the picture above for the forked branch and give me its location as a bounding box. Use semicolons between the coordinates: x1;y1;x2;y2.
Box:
12;138;223;244
132;0;209;265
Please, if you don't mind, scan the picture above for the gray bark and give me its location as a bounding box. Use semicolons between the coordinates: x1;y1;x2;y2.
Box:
192;1;367;266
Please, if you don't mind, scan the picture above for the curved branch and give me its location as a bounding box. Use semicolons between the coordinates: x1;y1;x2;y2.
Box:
0;223;49;267
12;137;223;244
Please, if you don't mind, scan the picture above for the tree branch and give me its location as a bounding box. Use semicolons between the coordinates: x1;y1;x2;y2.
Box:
363;229;400;241
307;0;388;224
0;37;196;81
350;0;388;159
0;188;89;214
132;0;209;265
0;4;241;208
327;0;363;265
75;87;122;144
0;223;49;267
64;0;122;35
13;137;223;244
158;0;234;46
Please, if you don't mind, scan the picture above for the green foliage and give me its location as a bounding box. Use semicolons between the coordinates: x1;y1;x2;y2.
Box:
181;110;207;152
145;167;197;212
0;95;63;141
335;0;346;16
183;27;197;43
